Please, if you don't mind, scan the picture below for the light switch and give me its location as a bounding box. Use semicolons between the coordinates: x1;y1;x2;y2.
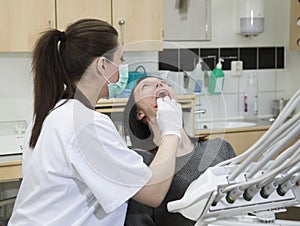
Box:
231;61;243;77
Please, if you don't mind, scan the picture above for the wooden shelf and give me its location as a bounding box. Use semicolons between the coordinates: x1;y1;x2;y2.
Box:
96;95;196;136
95;95;196;113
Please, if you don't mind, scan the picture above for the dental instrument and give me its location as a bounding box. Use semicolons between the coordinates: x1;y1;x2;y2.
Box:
167;89;300;226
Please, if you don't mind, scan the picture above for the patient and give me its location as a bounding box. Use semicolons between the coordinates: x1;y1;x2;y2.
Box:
123;76;236;226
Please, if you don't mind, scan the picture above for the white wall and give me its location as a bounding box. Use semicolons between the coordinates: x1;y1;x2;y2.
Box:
126;0;300;118
162;0;287;48
160;0;299;98
210;0;288;46
208;0;299;99
0;53;33;124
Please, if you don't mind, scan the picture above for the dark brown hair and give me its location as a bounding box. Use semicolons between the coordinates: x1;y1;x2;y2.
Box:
30;19;118;148
123;77;157;151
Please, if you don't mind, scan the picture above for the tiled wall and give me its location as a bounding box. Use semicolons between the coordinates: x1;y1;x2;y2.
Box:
158;47;285;122
159;47;285;71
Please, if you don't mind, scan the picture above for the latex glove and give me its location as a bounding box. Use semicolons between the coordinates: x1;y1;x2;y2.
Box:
156;96;182;138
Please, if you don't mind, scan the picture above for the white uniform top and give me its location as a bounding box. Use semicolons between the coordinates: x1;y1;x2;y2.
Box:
8;99;152;226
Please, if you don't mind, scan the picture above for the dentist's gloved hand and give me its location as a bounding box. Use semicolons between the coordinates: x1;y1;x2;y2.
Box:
156;96;182;139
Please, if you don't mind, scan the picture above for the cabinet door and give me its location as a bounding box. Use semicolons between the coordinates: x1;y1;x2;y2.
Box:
207;130;267;156
112;0;163;51
0;0;55;52
289;0;300;50
56;0;111;31
163;0;211;41
223;131;267;155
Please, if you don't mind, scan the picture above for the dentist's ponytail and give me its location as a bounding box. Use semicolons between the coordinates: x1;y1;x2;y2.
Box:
30;29;68;148
30;19;118;148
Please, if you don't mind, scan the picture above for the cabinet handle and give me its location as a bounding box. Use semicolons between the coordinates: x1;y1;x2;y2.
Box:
297;17;300;27
48;20;54;29
118;19;125;45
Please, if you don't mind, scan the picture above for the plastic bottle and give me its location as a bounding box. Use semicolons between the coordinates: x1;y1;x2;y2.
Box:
189;57;203;93
208;58;224;94
244;74;258;121
189;58;203;128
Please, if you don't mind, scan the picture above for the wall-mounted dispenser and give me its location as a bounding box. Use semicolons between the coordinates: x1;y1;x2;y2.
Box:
238;0;264;36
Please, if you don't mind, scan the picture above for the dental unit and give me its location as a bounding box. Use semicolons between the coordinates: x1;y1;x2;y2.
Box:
167;89;300;225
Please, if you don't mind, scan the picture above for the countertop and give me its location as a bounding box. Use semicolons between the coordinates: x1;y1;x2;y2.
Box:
195;118;273;136
0;154;22;181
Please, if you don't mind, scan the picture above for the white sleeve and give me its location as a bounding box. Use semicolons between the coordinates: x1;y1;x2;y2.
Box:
68;113;152;213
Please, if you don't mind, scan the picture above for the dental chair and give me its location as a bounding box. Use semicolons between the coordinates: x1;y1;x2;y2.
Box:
167;89;300;226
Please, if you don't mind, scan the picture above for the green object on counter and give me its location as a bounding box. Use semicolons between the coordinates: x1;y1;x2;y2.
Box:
126;66;147;90
208;58;224;94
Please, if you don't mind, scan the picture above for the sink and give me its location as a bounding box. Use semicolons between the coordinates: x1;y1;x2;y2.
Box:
197;120;257;130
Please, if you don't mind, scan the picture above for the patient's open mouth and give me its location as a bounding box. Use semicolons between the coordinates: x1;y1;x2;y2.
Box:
154;89;170;108
156;89;170;99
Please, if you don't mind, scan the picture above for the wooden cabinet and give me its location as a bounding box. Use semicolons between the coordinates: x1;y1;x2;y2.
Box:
56;0;111;30
0;0;162;52
221;130;267;155
163;0;211;41
196;126;300;157
0;0;55;52
57;0;162;51
0;160;22;181
289;0;300;50
196;127;269;156
112;0;163;51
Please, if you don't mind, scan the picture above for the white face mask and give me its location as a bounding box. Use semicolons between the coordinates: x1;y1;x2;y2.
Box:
103;60;129;98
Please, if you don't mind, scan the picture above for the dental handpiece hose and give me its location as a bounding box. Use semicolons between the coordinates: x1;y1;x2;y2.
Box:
262;139;300;175
276;167;300;185
227;89;300;169
216;112;299;167
229;118;298;180
228;89;300;180
247;124;300;178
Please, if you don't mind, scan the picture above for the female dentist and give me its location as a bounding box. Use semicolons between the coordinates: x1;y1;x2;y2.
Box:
8;19;182;226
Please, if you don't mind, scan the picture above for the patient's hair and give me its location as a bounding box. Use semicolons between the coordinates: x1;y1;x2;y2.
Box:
123;77;158;151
